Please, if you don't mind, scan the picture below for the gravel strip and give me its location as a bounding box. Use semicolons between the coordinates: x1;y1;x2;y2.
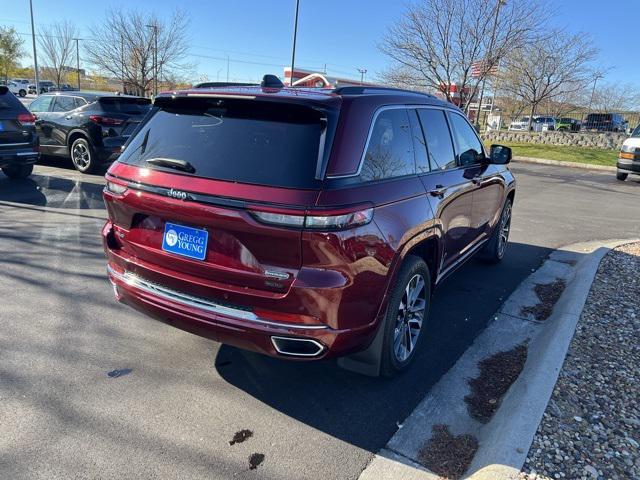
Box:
519;242;640;480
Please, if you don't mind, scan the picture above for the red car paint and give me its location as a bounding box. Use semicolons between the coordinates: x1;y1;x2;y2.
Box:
102;84;515;362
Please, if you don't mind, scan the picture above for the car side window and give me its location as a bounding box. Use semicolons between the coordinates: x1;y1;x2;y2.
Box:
74;97;87;109
409;110;429;174
416;109;456;170
29;96;53;113
360;108;415;182
51;96;76;113
448;112;484;167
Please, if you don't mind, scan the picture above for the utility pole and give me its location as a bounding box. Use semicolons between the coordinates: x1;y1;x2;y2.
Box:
476;0;505;128
73;38;80;90
289;0;300;86
226;54;230;82
146;23;158;96
29;0;39;95
120;33;125;93
358;67;367;85
586;73;604;123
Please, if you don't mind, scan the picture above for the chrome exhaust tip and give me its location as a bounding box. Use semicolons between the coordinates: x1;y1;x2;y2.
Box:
271;336;325;358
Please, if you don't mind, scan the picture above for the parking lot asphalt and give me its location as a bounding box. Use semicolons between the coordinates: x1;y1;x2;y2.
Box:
1;161;639;480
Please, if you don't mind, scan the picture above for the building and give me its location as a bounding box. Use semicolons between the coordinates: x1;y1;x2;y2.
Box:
283;67;376;88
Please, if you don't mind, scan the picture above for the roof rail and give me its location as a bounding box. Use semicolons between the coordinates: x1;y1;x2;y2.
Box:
333;85;436;98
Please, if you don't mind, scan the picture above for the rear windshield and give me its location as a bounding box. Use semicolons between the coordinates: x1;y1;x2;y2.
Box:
118;97;335;189
0;90;26;113
99;97;152;115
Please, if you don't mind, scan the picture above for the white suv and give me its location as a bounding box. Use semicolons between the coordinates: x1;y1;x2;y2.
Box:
7;81;28;97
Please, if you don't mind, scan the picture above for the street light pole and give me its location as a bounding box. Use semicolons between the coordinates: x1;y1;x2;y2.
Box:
73;38;80;91
29;0;39;95
358;68;367;85
587;74;603;122
146;24;158;96
289;0;300;86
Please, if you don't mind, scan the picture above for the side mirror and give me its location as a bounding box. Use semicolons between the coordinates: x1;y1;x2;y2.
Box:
490;144;512;165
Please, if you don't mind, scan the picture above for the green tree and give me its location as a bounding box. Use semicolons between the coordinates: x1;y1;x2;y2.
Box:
0;26;26;83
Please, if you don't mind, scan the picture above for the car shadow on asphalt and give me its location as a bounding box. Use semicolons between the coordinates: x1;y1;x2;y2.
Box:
215;241;554;453
0;172;105;210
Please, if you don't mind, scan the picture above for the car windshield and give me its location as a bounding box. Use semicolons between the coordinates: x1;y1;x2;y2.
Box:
632;125;640;137
586;114;611;122
118;97;336;189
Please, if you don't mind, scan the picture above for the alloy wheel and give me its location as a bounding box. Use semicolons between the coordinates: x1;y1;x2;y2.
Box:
498;202;512;258
72;142;90;170
393;273;427;362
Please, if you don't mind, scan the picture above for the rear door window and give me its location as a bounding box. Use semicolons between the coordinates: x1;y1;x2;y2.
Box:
52;96;76;112
448;112;484;167
359;108;415;182
417;109;456;170
118;97;334;189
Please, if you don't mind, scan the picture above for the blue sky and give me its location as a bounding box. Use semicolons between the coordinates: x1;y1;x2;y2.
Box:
2;0;637;86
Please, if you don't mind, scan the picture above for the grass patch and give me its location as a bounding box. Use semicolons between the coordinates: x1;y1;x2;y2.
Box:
465;344;528;423
417;424;478;480
484;142;618;166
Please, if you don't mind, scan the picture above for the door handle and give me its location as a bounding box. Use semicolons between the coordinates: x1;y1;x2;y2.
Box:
65;115;73;120
429;184;447;198
471;175;482;186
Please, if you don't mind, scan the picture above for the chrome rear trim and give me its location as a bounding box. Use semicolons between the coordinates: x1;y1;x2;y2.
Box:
107;265;328;330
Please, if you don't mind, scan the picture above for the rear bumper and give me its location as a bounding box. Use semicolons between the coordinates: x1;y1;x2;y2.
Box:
617;158;640;174
107;262;378;360
0;146;39;168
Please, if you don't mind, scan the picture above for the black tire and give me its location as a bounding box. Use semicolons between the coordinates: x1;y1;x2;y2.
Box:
18;89;27;97
2;164;33;179
481;198;513;263
380;255;432;377
70;137;97;173
616;171;628;181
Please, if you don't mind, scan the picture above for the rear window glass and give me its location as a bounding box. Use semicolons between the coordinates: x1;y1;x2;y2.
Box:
118;97;334;189
0;91;24;111
100;97;152;115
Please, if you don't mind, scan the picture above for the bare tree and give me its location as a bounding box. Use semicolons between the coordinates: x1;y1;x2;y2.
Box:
380;0;545;112
0;26;26;83
84;9;191;96
590;82;640;112
38;21;77;86
501;31;597;129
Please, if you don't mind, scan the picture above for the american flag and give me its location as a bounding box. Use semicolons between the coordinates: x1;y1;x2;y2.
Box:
471;60;500;78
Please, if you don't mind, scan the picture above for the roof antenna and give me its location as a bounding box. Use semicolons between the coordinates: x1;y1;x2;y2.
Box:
261;74;285;89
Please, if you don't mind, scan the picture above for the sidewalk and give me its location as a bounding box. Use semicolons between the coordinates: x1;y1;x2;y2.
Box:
519;242;640;480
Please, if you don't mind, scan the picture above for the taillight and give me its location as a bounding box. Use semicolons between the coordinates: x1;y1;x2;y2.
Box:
17;113;36;127
105;180;127;195
249;205;374;230
90;115;124;126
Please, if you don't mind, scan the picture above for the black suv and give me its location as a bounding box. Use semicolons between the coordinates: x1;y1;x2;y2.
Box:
0;86;39;179
28;91;151;173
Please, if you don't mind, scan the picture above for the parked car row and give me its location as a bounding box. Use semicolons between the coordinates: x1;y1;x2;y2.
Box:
508;113;629;133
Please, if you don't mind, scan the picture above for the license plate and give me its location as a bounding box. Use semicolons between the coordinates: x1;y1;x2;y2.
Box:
162;222;208;261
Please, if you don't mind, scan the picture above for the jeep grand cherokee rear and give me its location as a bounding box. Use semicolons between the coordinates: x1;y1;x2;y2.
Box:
103;81;515;376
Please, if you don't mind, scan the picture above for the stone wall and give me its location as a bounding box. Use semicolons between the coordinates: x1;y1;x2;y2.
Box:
481;131;627;150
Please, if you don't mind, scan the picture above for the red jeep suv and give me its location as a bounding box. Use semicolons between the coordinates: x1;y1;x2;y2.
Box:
102;78;515;376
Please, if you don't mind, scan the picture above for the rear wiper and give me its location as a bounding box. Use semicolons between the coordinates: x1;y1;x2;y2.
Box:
146;157;195;173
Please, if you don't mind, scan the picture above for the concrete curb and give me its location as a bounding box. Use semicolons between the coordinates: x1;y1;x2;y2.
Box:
513;156;616;172
358;239;637;480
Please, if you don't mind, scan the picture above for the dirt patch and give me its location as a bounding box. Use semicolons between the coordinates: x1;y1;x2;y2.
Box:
417;424;478;480
229;429;253;446
465;343;528;423
520;279;567;321
248;453;265;470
